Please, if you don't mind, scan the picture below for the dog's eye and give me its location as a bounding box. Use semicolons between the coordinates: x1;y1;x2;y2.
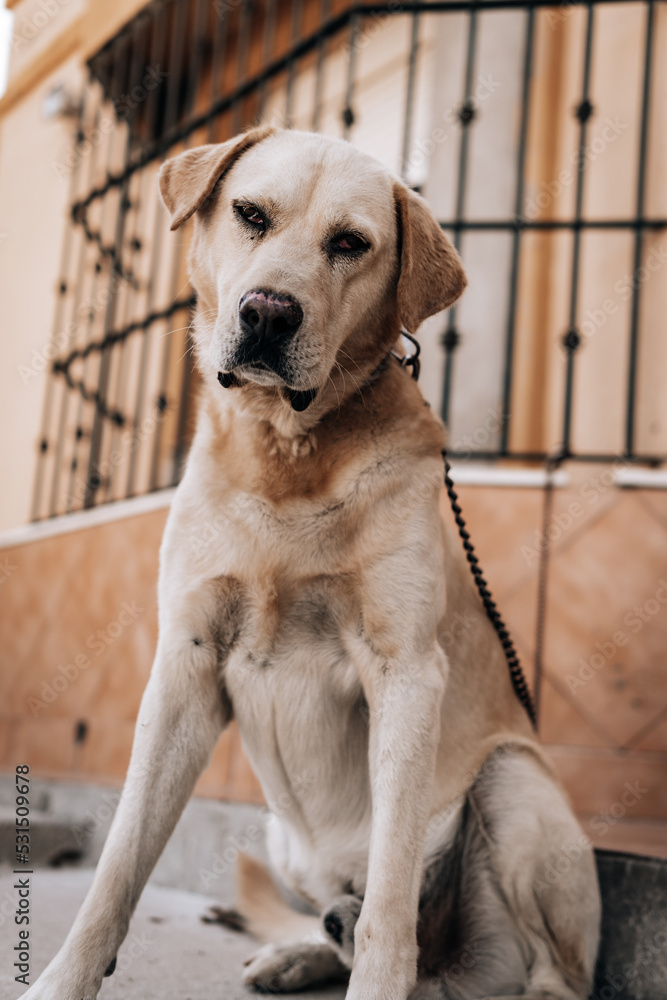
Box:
236;204;266;229
331;232;369;254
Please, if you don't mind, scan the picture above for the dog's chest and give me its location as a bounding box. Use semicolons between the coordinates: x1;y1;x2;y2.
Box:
222;573;368;818
224;573;360;699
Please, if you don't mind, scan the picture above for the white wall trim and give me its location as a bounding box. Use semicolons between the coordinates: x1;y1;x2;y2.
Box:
447;464;570;489
2;463;662;552
614;468;667;489
0;488;176;551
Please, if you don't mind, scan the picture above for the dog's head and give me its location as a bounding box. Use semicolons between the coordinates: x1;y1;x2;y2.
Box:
159;127;466;412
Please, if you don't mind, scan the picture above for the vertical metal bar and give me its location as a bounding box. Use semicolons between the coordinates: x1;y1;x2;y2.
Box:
48;101;102;516
208;0;230;138
150;0;212;491
441;7;478;426
499;6;535;454
400;12;420;180
625;0;654;458
31;96;86;520
64;83;123;513
258;0;278;122
184;0;208;121
311;0;330;132
170;0;211;484
49;51;125;517
164;0;189;130
342;14;360;141
561;1;594;457
126;0;170;497
285;0;304;127
147;0;191;492
231;0;253;135
85;30;137;508
102;13;152;503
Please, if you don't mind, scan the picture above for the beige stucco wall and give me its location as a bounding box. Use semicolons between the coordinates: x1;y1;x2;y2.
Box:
0;0;150;532
1;480;666;854
0;56;81;531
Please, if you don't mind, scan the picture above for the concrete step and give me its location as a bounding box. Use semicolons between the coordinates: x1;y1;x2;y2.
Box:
0;807;91;867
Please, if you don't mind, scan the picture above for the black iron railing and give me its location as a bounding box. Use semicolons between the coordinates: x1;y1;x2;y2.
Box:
32;0;666;521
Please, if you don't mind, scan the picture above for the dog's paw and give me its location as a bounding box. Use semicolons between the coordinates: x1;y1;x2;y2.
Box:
321;894;362;968
242;942;312;992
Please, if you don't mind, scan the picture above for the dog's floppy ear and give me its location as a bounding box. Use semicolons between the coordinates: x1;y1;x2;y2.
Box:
158;125;275;231
393;181;467;333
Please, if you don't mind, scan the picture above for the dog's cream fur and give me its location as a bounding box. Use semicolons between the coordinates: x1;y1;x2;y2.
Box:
24;128;600;1000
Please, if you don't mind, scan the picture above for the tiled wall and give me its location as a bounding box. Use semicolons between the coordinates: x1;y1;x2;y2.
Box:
1;476;666;854
0;506;263;803
442;470;667;858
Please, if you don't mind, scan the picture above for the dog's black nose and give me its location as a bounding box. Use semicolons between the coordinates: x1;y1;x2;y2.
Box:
239;290;303;342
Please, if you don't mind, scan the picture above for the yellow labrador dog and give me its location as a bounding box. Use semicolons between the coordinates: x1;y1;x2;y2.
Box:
25;127;600;1000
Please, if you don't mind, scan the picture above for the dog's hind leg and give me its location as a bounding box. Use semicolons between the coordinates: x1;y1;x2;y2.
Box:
237;855;349;992
407;746;599;1000
410;746;599;1000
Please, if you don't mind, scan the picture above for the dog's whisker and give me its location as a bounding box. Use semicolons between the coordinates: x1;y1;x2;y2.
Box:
335;346;375;397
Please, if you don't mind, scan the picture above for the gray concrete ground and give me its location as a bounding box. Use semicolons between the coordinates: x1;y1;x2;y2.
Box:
0;775;268;904
0;868;346;1000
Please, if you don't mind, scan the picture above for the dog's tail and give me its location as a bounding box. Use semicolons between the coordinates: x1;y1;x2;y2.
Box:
236;853;321;943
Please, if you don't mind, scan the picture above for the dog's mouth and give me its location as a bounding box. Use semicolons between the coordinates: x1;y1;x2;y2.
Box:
217;365;320;412
235;361;284;386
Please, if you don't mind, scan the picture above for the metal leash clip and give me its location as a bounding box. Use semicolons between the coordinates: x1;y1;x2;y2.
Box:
392;329;421;381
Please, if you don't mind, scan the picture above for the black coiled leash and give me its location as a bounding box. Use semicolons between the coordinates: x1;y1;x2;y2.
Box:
396;333;537;729
442;457;537;728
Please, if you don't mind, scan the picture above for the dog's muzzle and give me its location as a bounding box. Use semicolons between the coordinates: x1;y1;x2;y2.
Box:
217;289;318;410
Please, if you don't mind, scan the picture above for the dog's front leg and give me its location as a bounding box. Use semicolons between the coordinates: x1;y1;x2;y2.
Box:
23;630;228;1000
344;627;446;1000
